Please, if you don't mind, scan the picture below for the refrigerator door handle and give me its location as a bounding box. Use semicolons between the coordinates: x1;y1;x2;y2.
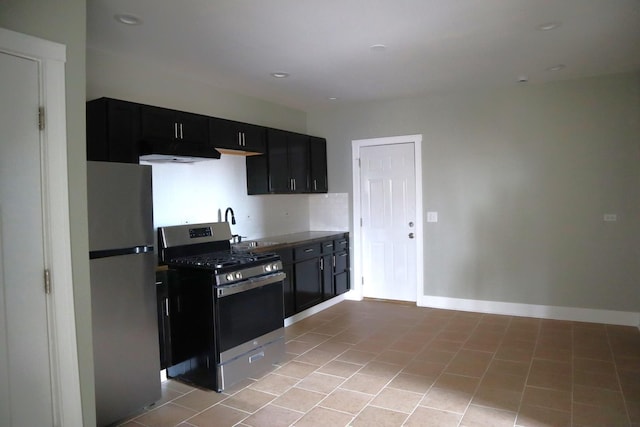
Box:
89;245;154;260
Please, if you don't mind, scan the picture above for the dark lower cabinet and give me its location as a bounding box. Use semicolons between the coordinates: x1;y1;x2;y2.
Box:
274;234;349;318
156;271;171;370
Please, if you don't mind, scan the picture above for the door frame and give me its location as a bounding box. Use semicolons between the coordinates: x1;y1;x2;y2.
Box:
0;27;82;425
351;134;424;302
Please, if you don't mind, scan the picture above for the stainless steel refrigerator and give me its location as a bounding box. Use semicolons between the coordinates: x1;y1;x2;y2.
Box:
87;161;160;426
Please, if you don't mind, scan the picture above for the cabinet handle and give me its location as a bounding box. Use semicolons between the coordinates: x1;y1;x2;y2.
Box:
164;297;169;316
174;122;178;139
320;257;324;270
304;248;314;253
293;178;296;191
180;123;184;139
314;179;317;190
333;255;336;268
238;132;242;147
242;132;246;146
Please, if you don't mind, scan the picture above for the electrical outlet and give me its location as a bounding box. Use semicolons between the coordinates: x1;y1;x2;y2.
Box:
427;211;438;223
603;214;617;222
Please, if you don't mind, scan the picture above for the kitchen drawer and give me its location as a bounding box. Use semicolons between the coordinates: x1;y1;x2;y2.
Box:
334;238;348;252
294;243;321;261
321;240;335;254
334;251;348;273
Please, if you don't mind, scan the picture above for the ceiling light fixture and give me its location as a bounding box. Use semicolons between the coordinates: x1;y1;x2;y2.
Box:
370;44;387;52
547;64;566;72
270;72;289;78
328;97;338;101
114;14;142;25
537;22;561;31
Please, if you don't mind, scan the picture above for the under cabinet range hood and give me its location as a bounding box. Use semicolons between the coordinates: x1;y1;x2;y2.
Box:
139;140;221;163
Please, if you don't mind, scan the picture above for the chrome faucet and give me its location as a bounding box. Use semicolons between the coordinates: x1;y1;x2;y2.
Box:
224;207;236;225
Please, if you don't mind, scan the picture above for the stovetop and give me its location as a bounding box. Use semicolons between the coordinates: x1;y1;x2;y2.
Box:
169;249;279;271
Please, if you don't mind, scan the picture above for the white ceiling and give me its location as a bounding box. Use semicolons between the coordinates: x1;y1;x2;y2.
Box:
87;0;640;111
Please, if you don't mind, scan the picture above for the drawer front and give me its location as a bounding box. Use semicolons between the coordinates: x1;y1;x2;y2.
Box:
294;243;321;261
334;238;348;252
334;251;348;273
321;240;335;254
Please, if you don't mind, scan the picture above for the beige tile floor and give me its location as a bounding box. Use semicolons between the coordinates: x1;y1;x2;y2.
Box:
119;299;640;427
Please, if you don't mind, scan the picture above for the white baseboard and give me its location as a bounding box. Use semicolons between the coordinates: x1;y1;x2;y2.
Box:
284;294;348;327
418;295;640;327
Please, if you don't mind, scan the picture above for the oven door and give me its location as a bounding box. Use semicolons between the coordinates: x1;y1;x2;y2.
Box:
215;272;285;354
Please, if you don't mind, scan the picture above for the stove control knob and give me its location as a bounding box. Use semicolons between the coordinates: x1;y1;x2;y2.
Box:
265;264;272;272
226;273;234;282
235;272;242;280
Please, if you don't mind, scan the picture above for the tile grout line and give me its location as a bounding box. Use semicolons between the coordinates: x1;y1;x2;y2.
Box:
605;324;633;427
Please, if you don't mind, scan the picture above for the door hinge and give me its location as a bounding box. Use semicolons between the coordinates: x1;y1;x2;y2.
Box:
38;107;45;130
358;158;361;168
361;276;364;285
44;269;51;294
360;218;363;227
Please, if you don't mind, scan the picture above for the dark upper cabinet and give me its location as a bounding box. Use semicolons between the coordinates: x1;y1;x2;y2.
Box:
139;105;219;159
309;136;328;193
247;129;311;194
86;98;141;163
210;117;266;154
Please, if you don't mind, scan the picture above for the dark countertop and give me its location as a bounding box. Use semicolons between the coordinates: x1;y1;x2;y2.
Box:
237;231;349;252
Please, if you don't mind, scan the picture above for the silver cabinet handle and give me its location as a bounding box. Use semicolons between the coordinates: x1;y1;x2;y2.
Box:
174;122;178;139
314;179;317;190
293;178;296;191
164;297;169;316
242;132;246;146
332;254;336;268
409;233;415;239
304;248;314;253
320;257;324;270
249;351;265;364
180;123;184;139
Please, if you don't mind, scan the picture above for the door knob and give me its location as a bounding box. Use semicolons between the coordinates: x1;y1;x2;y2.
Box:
408;233;414;239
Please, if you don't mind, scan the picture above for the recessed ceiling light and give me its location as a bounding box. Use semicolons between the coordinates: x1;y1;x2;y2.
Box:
328;97;338;101
270;72;289;78
370;44;387;52
517;75;529;83
547;64;566;72
537;22;561;31
114;14;142;25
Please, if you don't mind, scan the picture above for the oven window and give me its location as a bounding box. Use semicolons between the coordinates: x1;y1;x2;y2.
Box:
216;280;284;353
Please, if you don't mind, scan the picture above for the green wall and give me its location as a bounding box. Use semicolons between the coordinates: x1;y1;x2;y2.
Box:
308;72;640;312
0;0;94;425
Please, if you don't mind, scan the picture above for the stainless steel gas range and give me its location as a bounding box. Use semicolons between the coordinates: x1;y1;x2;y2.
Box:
158;222;285;392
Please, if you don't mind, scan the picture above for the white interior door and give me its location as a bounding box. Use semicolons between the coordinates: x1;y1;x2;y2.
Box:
360;143;417;302
0;51;54;426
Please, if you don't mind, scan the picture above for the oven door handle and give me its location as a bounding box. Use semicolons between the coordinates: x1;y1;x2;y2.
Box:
216;272;286;298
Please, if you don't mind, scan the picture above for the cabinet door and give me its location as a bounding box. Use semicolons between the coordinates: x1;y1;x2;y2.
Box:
334;271;350;295
210;117;241;149
294;258;322;312
140;105;177;143
239;123;266;153
86;98;141;163
267;129;290;193
246;154;269;195
282;264;295;317
177;112;209;145
321;254;334;299
309;137;328;193
288;133;309;193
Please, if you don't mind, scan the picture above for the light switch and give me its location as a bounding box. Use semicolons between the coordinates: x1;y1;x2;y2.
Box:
427;211;438;223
